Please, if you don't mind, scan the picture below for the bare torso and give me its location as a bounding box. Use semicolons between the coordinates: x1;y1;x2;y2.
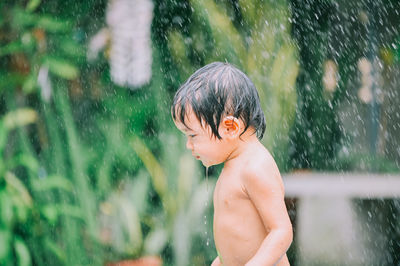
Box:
213;144;288;266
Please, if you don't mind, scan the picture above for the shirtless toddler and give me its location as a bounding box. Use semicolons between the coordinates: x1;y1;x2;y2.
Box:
172;62;293;266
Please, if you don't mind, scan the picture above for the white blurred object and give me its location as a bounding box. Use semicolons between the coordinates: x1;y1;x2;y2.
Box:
87;28;110;61
106;0;154;88
357;57;373;103
323;59;338;93
38;66;52;102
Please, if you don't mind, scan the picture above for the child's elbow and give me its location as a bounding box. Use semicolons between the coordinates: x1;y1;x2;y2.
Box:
286;227;293;246
280;223;293;248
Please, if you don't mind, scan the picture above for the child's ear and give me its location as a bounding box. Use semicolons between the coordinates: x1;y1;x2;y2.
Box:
222;116;240;139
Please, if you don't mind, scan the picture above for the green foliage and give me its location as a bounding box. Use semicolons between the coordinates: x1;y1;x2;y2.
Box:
155;1;298;264
166;0;298;171
2;0;399;265
0;110;37;266
1;0;297;265
1;2;100;265
43;56;79;80
334;152;400;173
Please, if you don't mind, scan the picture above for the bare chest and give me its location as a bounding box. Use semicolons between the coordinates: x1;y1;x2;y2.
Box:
213;173;267;265
213;173;247;211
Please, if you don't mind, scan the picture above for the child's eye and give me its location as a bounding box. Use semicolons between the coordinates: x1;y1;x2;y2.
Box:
189;134;197;138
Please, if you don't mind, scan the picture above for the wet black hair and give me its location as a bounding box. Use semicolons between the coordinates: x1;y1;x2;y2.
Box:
171;62;266;140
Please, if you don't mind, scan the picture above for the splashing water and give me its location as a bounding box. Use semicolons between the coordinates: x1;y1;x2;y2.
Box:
205;166;210;246
206;166;209;192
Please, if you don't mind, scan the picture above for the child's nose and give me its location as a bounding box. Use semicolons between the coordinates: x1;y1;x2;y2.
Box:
186;138;193;150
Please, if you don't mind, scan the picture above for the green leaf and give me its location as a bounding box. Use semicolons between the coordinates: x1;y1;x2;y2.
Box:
31;175;73;192
6;154;39;174
0;41;25;57
57;204;84;219
12;9;37;28
3;108;38;130
143;228;168;255
4;172;32;207
14;237;31;266
22;73;38;94
120;198;142;255
0;190;14;227
59;39;86;59
101;194;142;256
41;205;58;224
12;196;30;223
42;204;84;225
130;136;167;202
192;0;246;65
167;31;196;80
172;211;190;266
0;121;8;154
0;229;11;261
44;238;66;262
130;171;150;216
0;72;25;93
44;57;79;80
396;46;400;62
26;0;41;12
36;16;70;33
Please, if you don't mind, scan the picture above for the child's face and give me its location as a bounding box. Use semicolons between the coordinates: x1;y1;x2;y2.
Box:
174;109;233;167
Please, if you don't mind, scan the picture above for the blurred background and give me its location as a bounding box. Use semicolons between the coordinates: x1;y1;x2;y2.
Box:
0;0;399;265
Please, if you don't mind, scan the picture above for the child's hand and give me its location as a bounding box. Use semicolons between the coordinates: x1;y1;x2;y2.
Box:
211;256;221;266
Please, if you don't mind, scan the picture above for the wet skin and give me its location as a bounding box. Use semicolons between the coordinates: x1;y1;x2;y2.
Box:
213;144;290;266
174;109;292;266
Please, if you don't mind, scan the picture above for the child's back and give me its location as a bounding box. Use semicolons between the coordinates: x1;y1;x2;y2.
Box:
172;62;292;266
214;139;290;266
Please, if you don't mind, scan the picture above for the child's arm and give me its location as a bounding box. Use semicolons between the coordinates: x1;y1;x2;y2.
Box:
243;164;293;266
211;256;222;266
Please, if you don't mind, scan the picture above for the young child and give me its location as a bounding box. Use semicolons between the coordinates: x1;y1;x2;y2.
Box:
171;62;293;266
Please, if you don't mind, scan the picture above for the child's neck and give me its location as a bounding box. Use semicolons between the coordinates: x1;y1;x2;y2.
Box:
223;131;260;167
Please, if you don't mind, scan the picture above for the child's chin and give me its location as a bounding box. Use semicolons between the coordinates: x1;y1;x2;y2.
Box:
201;160;211;167
201;160;219;167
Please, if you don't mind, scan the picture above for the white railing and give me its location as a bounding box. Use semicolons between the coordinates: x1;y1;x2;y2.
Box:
282;172;400;266
283;172;400;198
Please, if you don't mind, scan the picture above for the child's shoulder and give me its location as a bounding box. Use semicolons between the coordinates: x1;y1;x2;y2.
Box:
240;146;282;188
245;145;278;172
